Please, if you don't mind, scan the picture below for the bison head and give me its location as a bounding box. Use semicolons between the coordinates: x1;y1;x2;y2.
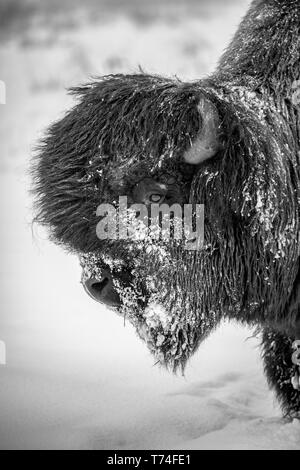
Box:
33;74;300;372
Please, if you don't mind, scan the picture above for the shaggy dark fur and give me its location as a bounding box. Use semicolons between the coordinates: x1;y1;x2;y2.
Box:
32;0;300;417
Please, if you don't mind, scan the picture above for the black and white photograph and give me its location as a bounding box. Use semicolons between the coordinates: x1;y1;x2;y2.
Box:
0;0;300;453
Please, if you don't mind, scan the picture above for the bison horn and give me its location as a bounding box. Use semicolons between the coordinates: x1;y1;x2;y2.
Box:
183;97;220;165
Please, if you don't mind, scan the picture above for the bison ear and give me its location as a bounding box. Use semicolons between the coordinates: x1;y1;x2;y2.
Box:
183;97;221;165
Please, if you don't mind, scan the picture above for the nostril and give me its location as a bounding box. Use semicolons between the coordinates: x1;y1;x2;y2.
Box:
90;277;110;295
83;271;121;306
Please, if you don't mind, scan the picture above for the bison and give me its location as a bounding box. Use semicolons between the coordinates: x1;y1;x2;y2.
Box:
33;0;300;417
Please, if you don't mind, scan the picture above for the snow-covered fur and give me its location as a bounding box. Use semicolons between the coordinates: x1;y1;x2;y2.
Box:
32;0;300;416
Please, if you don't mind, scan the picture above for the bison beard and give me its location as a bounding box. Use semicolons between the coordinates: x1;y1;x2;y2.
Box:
32;0;300;417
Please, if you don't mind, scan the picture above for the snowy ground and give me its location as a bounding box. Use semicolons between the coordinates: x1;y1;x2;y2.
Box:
0;0;299;450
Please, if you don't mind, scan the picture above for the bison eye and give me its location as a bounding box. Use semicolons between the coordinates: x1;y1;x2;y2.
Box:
149;194;165;203
132;178;167;204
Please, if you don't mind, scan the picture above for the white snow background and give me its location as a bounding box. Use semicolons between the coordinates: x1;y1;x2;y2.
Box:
0;0;299;450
